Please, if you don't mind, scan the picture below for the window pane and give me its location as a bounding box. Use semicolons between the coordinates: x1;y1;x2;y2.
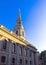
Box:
30;51;31;57
19;59;22;64
30;61;32;65
12;58;15;63
1;56;6;63
16;31;18;35
25;60;27;64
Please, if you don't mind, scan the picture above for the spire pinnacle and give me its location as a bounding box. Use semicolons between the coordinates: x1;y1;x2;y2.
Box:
18;8;21;20
17;9;22;25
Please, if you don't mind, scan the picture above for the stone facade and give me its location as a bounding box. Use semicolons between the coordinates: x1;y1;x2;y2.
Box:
39;50;46;65
0;39;38;65
0;10;39;65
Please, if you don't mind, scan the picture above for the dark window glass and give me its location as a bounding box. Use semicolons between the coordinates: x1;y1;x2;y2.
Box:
25;60;27;64
12;58;15;63
1;56;6;63
25;49;27;56
30;61;32;65
16;31;18;35
30;51;31;57
19;59;22;64
3;40;7;50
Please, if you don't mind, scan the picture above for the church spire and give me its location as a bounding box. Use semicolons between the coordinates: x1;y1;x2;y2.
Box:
13;9;26;40
17;9;22;25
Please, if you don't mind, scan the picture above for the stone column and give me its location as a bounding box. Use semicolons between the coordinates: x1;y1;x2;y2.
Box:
34;52;39;65
31;52;34;65
7;42;12;65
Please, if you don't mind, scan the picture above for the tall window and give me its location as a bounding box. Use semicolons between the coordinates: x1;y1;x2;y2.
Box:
30;61;32;65
13;43;16;53
25;60;27;64
3;39;7;50
16;31;18;35
26;49;28;56
24;49;27;56
30;51;31;57
19;46;22;55
12;58;15;64
1;56;6;63
19;59;22;64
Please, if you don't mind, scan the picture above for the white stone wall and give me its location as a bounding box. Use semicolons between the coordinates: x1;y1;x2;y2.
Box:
0;40;38;65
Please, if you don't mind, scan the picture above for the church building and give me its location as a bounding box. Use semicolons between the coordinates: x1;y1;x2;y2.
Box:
0;10;38;65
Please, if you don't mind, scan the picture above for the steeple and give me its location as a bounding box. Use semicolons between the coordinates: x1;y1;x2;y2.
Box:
14;9;26;40
17;9;22;26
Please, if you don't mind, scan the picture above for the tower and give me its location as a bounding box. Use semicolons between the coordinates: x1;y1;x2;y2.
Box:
14;9;26;40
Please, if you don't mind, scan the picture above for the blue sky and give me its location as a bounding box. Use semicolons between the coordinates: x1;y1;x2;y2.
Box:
0;0;46;52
